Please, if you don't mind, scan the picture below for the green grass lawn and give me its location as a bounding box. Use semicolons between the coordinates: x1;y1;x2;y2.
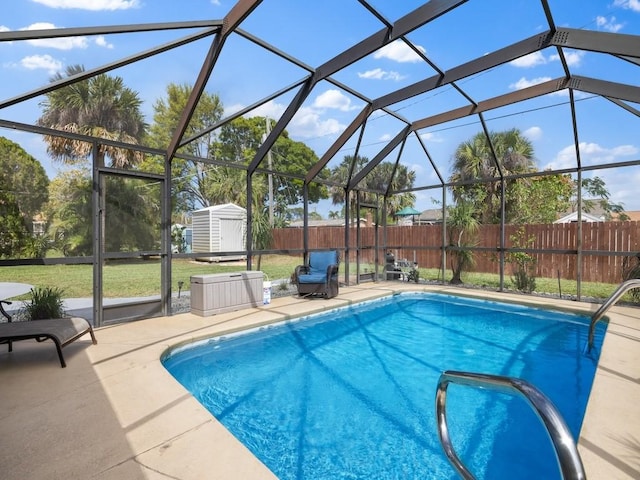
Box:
0;256;635;304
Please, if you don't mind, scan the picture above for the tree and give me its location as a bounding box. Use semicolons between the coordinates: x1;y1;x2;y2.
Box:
45;169;93;256
214;117;329;214
144;82;224;212
329;155;416;221
0;137;50;230
576;176;628;221
508;172;573;224
37;64;146;168
450;129;536;224
0;187;29;259
46;169;158;256
446;200;479;284
0;137;50;258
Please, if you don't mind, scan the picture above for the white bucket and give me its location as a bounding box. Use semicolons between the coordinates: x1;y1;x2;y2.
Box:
263;281;272;304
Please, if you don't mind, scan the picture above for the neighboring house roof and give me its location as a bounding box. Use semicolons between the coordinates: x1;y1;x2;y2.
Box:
557;201;610;222
289;218;368;227
556;203;640;223
554;211;605;223
416;208;445;224
617;210;640;221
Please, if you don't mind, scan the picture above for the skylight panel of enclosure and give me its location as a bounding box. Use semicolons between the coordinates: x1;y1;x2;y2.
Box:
364;0;432;21
572;95;640;169
260;80;368;169
455;46;569;106
240;0;382;67
350;142;405;196
338;110;411;179
570;48;640;89
395;131;444;191
482;94;575;175
204;32;313;123
401;0;550;73
417;119;478;172
408;132;446;189
546;0;640;37
0;23;218;112
326;38;441;102
387;139;431;202
381;82;474;127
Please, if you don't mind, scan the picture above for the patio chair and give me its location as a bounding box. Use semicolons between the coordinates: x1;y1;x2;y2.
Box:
0;317;97;368
294;250;340;299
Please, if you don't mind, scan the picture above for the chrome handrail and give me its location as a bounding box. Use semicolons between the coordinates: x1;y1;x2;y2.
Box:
435;370;586;480
587;279;640;351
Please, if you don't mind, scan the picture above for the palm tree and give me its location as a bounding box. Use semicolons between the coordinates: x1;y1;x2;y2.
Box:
329;155;416;222
37;65;146;168
449;129;535;224
446;200;479;284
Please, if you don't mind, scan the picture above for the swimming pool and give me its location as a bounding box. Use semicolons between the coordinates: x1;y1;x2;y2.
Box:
162;292;606;479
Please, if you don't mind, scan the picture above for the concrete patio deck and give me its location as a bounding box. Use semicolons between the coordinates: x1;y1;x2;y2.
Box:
1;283;638;479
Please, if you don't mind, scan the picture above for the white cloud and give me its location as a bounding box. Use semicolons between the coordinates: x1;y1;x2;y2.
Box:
31;0;139;10
547;145;578;170
510;52;547;68
290;106;345;138
512;49;584;68
210;0;221;5
509;76;552;90
545;142;639;170
614;0;640;13
243;100;285;120
358;68;405;81
379;133;392;142
23;22;88;50
312;89;359;112
524;126;543;141
408;162;425;178
235;99;346;140
19;54;63;74
419;131;443;143
0;25;9;32
94;35;114;49
596;15;623;33
374;40;426;63
19;22;113;50
549;50;584;67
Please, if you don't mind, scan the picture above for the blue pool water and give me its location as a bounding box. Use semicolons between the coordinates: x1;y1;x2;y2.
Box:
162;292;606;479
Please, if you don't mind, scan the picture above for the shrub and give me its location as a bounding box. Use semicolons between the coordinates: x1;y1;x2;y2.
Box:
407;267;420;283
23;286;66;320
622;254;640;302
506;227;537;293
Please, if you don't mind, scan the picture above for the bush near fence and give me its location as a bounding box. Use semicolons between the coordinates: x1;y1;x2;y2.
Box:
272;221;640;284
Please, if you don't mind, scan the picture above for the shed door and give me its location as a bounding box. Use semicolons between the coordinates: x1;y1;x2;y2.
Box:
220;218;244;251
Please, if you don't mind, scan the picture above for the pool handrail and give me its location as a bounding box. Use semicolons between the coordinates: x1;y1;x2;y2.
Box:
435;370;586;480
587;278;640;351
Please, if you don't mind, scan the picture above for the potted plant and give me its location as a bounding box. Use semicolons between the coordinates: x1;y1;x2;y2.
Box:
22;286;66;320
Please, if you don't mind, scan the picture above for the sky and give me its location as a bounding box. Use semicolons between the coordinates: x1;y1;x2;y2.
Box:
1;0;639;216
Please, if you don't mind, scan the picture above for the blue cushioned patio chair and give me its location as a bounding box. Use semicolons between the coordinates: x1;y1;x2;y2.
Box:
294;250;340;299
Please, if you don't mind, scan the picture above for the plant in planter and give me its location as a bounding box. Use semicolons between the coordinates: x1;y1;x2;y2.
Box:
407;267;420;283
22;286;66;320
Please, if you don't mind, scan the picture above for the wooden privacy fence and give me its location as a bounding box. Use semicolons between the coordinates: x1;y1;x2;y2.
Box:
271;221;640;284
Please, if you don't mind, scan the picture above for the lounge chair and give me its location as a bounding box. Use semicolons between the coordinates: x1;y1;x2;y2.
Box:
294;250;340;299
0;317;97;368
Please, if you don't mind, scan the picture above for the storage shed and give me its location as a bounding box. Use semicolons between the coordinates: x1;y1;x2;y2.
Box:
192;203;247;262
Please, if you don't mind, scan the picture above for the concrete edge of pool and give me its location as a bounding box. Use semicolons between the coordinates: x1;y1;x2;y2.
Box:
0;283;638;479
